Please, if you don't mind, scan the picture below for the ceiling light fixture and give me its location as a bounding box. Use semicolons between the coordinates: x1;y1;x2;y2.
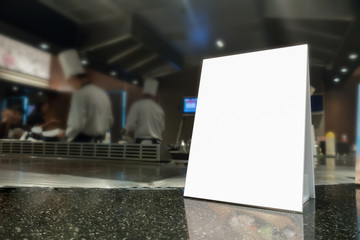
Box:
12;86;19;91
333;77;340;83
110;71;117;77
349;53;358;60
81;59;88;65
216;39;225;48
132;80;139;85
340;67;348;73
38;91;43;96
39;43;49;50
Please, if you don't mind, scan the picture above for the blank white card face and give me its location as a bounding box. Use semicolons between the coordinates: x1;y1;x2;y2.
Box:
184;45;313;212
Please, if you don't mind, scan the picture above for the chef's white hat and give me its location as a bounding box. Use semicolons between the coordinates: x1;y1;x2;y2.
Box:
143;78;159;96
58;49;85;80
310;86;315;95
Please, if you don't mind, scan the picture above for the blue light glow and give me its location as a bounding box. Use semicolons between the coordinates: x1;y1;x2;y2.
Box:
122;91;127;129
189;27;209;45
356;84;360;183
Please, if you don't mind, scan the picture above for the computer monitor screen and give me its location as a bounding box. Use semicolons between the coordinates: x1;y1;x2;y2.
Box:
311;95;323;112
183;97;197;114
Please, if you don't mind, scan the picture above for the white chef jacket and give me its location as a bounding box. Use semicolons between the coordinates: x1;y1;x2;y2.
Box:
66;84;113;142
125;98;165;140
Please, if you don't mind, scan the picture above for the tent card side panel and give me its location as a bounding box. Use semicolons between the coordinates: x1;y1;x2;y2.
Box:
304;57;316;202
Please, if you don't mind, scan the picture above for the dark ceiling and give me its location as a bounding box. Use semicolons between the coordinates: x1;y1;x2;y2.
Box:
0;0;359;86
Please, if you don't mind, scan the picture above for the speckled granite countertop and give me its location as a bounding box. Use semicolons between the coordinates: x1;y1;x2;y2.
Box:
0;185;359;239
0;188;188;240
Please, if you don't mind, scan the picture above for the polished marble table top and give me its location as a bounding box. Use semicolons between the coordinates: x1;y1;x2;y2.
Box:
0;184;359;239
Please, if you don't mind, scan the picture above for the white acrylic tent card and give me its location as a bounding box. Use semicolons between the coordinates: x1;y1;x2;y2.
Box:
184;45;315;212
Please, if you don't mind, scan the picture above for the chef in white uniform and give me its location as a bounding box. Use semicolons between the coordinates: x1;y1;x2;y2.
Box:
125;79;165;144
59;50;113;142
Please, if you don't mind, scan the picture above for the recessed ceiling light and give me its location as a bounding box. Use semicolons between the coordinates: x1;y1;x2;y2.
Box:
349;53;358;60
39;43;49;50
38;91;43;96
81;59;88;65
340;67;348;73
216;39;225;48
333;77;340;83
110;71;117;76
132;80;139;85
12;86;19;91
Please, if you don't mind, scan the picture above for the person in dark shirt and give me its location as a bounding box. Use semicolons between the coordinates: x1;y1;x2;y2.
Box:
27;101;61;130
27;102;47;126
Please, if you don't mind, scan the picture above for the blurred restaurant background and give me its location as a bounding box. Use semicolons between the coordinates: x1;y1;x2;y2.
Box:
0;0;359;153
0;0;360;239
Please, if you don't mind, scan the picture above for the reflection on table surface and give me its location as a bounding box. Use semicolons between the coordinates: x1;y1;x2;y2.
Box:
0;155;187;188
184;198;303;240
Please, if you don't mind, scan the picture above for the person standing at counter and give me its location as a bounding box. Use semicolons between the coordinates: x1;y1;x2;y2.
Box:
0;109;11;138
0;107;25;139
27;101;61;130
59;50;113;142
124;78;165;144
